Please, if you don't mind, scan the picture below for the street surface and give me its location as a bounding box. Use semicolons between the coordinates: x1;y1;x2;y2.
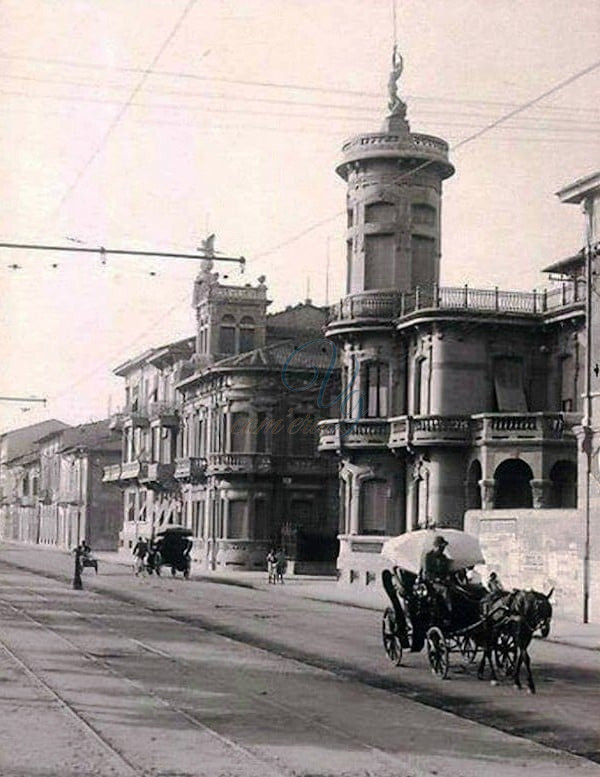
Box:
0;545;599;777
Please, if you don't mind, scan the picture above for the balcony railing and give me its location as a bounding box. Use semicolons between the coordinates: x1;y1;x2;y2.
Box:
321;412;576;451
317;419;390;450
276;455;332;476
174;457;206;481
148;401;179;427
411;415;472;445
102;464;122;483
471;413;574;443
327;283;584;325
102;461;149;482
109;412;126;431
206;453;272;474
143;462;176;484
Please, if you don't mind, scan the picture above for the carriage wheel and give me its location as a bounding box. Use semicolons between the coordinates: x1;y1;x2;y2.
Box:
460;635;478;663
426;627;449;679
382;608;403;666
494;628;518;677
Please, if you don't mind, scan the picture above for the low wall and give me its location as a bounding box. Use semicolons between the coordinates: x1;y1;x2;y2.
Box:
465;508;584;621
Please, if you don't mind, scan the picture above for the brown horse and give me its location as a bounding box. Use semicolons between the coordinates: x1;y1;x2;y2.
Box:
476;588;553;693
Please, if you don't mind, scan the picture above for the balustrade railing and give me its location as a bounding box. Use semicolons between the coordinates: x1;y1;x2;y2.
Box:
328;283;584;325
321;412;575;451
207;453;272;473
174;457;205;481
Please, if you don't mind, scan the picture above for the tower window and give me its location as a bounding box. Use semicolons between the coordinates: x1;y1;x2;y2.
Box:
365;202;395;223
219;314;236;355
412;203;436;226
239;316;255;352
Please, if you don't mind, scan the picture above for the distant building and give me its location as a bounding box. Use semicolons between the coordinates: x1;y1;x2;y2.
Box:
104;261;339;571
319;50;585;598
0;419;122;550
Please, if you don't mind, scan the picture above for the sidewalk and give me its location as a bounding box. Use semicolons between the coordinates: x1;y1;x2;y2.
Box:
3;542;599;651
95;549;600;651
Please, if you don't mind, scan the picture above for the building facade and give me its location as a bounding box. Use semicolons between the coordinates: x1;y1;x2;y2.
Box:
105;260;340;571
319;53;584;589
0;420;122;550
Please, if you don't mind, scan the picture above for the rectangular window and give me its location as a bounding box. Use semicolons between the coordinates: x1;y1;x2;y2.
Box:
231;413;250;452
228;500;246;538
254;499;268;540
256;412;267;452
126;492;136;522
360;480;388;535
493;357;528;412
411;235;436;290
364;234;394;290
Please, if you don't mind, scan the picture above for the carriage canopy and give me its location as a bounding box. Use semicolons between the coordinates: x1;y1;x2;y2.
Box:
381;529;485;574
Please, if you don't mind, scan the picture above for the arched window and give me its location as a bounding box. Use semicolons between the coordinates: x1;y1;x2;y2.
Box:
219;314;236;355
494;459;533;509
239;316;255;353
466;460;482;510
549;460;577;508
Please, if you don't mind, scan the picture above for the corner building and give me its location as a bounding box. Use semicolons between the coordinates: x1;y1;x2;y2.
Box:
321;58;584;586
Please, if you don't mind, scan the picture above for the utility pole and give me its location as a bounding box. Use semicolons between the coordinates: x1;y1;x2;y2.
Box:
583;198;594;624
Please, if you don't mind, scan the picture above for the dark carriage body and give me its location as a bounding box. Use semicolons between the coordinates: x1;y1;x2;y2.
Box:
156;530;192;578
381;567;499;675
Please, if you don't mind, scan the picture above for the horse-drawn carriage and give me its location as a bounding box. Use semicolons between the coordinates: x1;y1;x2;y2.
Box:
380;530;553;691
153;525;193;579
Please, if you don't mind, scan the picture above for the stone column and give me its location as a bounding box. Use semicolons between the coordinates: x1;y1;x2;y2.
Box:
530;479;552;509
479;479;495;509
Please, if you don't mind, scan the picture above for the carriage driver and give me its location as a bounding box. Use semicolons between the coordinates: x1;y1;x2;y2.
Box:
421;536;453;620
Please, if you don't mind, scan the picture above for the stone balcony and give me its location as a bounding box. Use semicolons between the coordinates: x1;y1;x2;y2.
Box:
327;284;584;333
142;462;176;486
148;401;179;427
317;419;390;451
471;413;576;444
321;412;577;453
102;464;122;483
102;461;148;483
276;455;333;476
20;495;37;507
174;457;206;482
206;453;273;475
109;412;126;431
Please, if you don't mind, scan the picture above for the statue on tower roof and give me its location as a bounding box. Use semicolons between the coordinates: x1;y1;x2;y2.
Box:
387;44;407;119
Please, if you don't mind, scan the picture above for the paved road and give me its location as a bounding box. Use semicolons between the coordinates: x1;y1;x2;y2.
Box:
0;546;599;777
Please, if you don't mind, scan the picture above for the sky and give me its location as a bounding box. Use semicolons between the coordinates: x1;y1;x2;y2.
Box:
1;0;599;433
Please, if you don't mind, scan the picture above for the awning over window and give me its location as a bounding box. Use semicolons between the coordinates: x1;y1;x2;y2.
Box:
493;357;528;412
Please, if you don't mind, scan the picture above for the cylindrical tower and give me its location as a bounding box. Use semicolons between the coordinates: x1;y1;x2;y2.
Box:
336;52;454;296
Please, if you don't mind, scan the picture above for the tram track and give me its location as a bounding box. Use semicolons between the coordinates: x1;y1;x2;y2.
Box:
1;557;599;771
0;574;441;777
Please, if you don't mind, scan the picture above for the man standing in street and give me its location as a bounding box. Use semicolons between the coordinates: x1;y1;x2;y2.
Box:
132;536;148;576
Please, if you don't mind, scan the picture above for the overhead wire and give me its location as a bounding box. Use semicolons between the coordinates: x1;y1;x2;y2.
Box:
1;69;598;120
1;50;599;119
247;55;600;265
50;0;199;218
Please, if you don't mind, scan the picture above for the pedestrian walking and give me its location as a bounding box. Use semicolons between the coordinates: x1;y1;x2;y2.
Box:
266;549;276;584
132;536;148;576
275;548;287;584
